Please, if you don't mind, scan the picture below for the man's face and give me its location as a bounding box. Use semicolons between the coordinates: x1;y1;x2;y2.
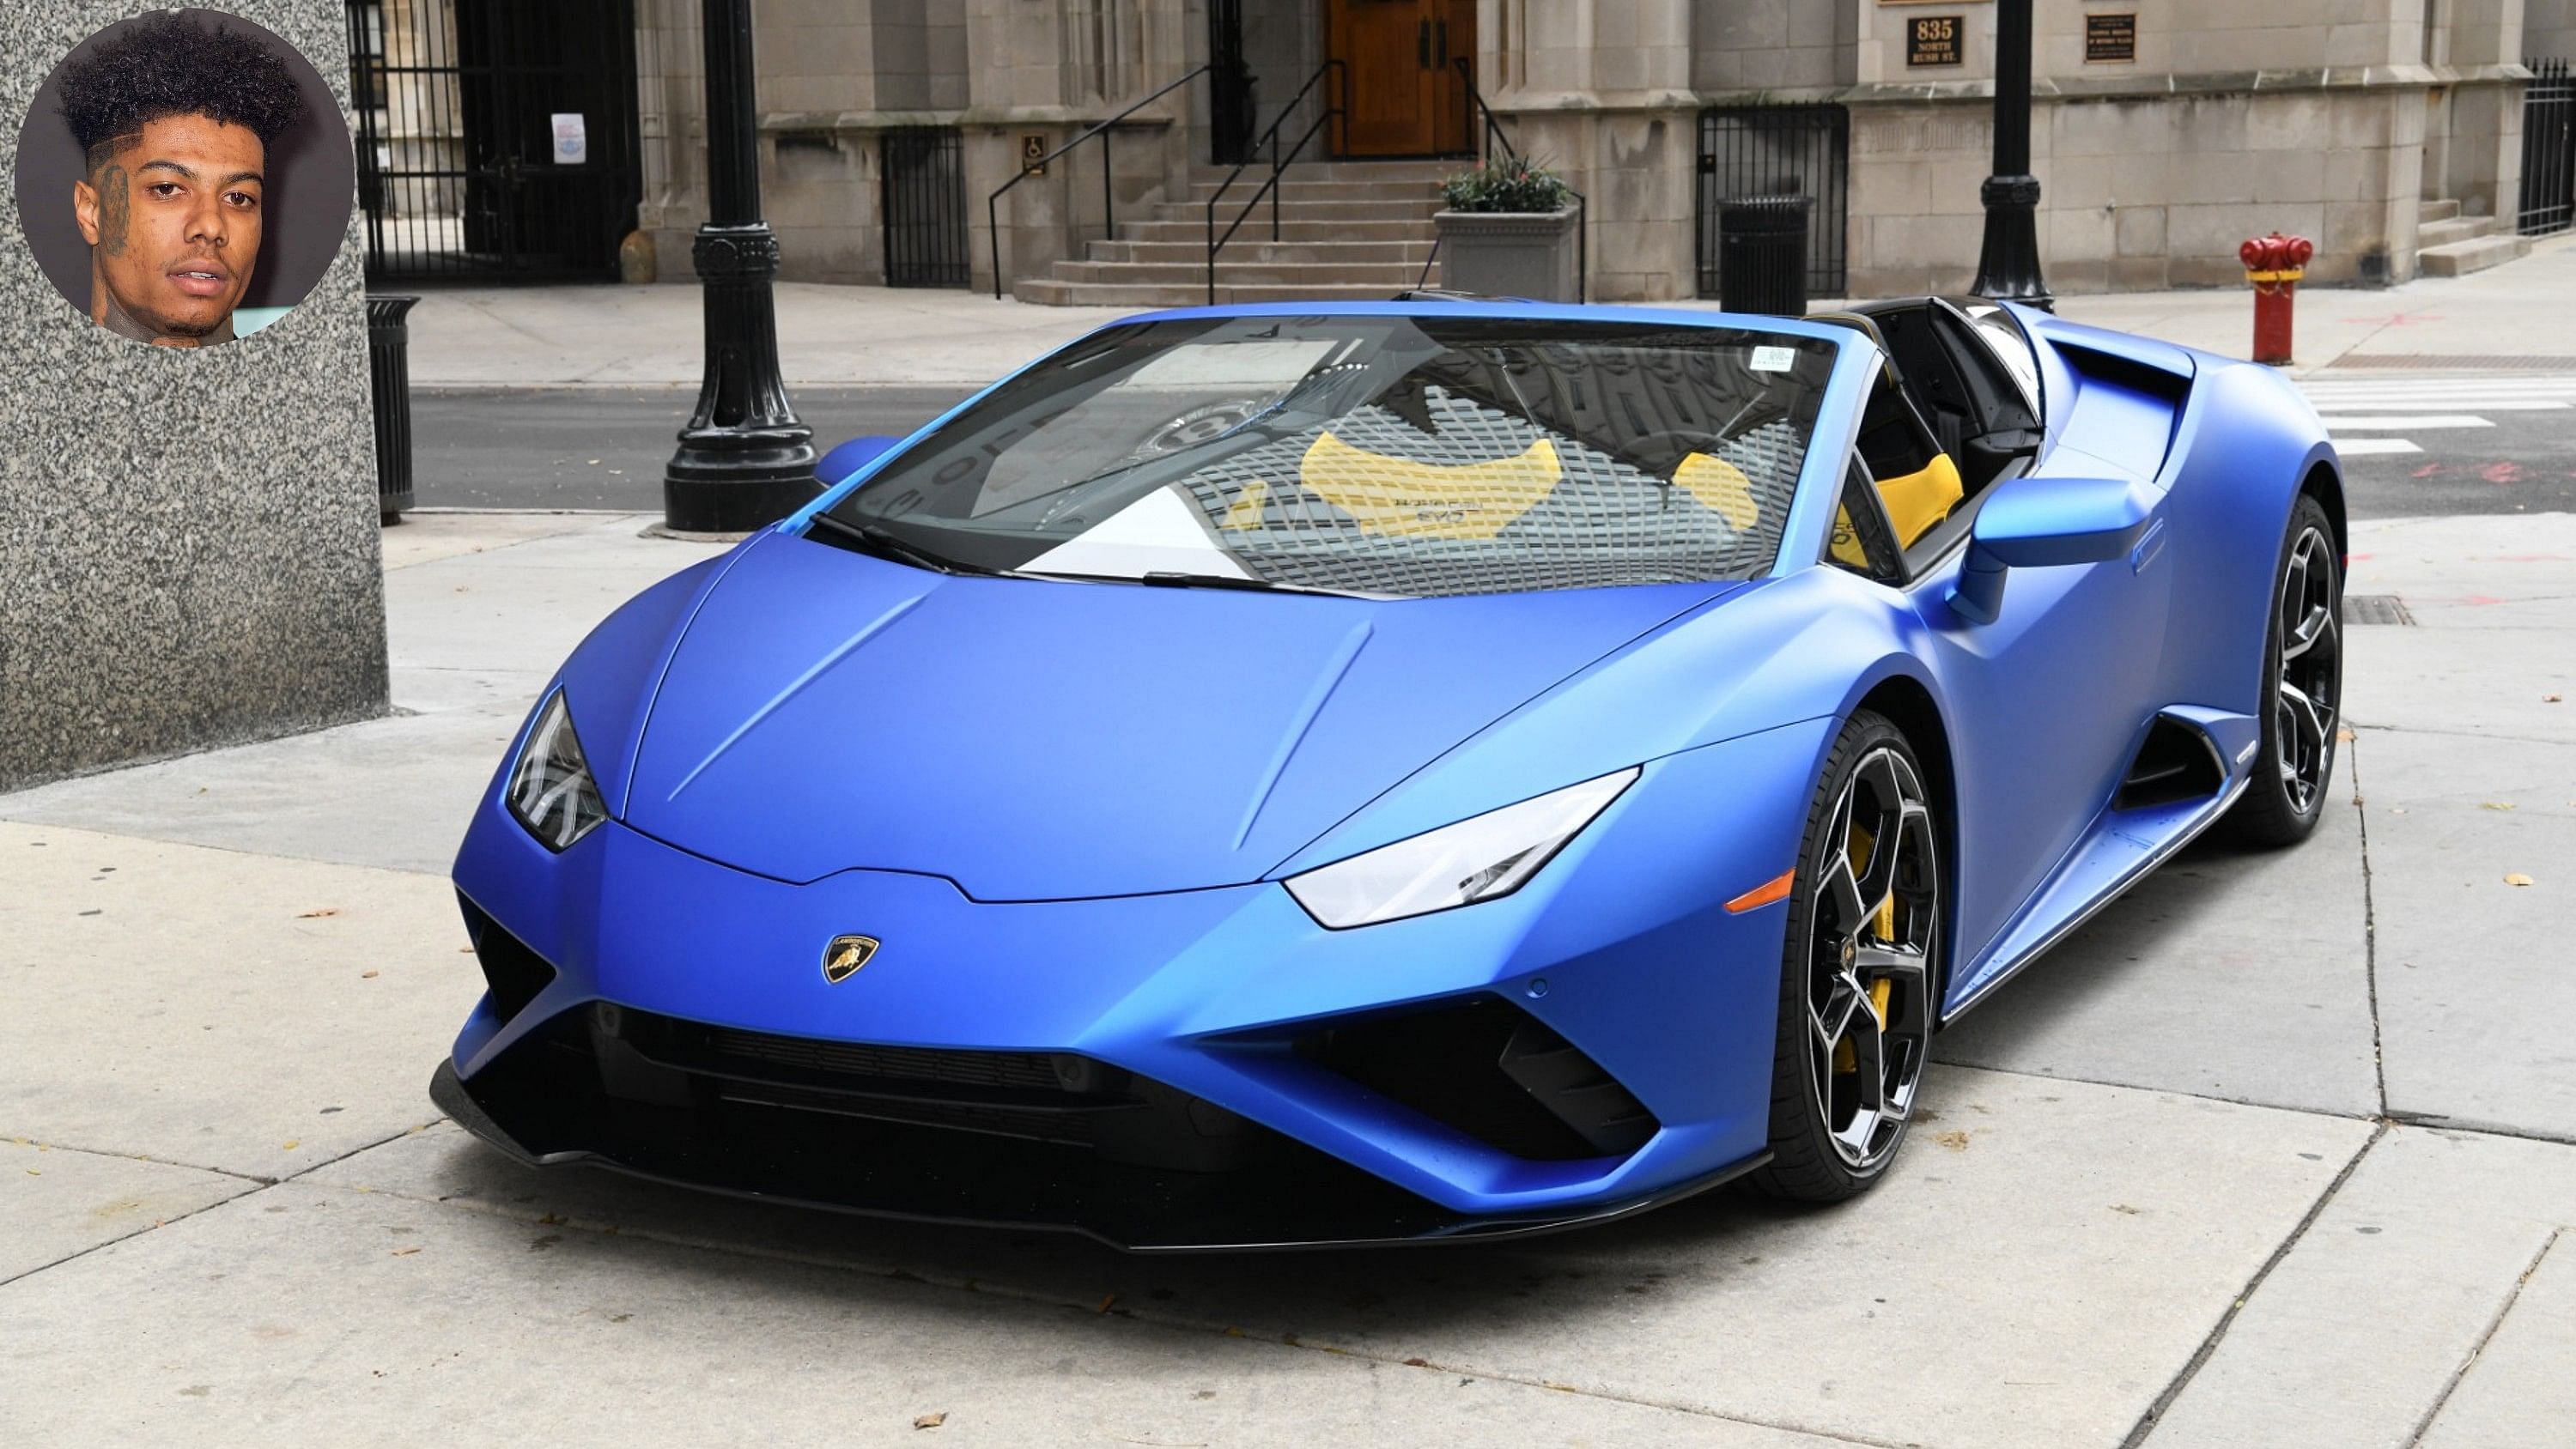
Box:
73;112;266;341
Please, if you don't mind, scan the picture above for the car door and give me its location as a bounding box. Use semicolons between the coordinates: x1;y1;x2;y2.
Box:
1842;365;2173;1004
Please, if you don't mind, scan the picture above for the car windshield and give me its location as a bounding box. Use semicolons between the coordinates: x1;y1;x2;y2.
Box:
822;314;1839;599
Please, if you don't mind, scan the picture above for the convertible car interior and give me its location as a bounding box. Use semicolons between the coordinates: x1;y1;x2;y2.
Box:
1816;298;2050;575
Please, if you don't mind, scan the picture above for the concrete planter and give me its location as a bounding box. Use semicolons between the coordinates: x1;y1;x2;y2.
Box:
1434;205;1581;302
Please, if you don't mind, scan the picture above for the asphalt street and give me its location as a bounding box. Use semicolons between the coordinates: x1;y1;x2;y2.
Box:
414;385;979;511
413;376;2576;518
2305;373;2576;515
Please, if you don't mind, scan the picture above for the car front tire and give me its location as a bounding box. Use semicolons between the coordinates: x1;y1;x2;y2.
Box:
1748;710;1941;1203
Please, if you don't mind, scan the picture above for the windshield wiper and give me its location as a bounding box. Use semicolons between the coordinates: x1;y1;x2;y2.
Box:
1142;571;1316;594
1018;568;1370;598
805;512;999;576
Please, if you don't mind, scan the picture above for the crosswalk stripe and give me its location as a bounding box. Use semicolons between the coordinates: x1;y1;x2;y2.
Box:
2308;378;2576;388
2300;377;2576;388
2304;381;2576;391
2312;399;2567;411
2304;394;2576;405
2293;373;2571;466
2300;383;2576;399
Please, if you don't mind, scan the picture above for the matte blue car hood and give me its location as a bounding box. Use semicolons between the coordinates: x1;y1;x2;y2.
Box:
618;533;1735;900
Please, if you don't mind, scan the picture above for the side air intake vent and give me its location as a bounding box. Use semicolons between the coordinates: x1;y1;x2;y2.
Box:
2117;715;2226;811
1297;996;1657;1161
459;896;556;1022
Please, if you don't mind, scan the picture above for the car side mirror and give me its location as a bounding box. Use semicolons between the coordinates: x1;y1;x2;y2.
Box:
817;434;903;486
1949;474;2156;624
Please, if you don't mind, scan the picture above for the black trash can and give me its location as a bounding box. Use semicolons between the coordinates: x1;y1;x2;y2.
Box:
1716;196;1813;317
366;294;419;524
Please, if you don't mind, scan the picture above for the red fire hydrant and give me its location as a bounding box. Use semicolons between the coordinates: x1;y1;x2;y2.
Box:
2240;232;2315;366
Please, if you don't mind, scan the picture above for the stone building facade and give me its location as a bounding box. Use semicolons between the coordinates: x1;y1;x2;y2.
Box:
611;1;2549;301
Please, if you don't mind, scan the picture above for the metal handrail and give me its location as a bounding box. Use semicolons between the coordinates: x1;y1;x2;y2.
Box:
1202;59;1348;305
1449;57;1587;302
987;64;1211;300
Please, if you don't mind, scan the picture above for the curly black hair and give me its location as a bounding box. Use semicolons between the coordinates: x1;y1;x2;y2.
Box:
58;10;307;167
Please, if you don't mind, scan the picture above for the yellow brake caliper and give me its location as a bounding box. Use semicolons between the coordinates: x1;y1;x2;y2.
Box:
1834;823;1896;1075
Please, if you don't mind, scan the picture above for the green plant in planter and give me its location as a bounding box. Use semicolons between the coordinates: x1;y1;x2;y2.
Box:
1440;158;1571;214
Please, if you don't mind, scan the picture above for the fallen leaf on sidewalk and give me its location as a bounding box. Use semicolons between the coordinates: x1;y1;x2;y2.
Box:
2481;802;2516;811
912;1412;946;1430
2506;874;2535;887
1934;1130;1972;1151
391;1247;420;1257
282;1140;300;1150
361;969;380;979
1095;1292;1118;1314
296;907;340;918
2336;727;2355;743
2546;694;2564;703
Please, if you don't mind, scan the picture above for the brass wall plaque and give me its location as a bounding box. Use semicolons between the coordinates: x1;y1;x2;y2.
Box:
1907;15;1963;68
1020;133;1048;177
2085;13;2137;64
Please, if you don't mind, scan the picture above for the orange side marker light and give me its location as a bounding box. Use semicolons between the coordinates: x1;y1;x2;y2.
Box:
1725;868;1796;914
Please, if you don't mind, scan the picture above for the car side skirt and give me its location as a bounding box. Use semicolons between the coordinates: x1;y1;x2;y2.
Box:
1942;744;2252;1022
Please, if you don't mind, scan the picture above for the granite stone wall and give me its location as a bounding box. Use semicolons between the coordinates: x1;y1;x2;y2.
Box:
0;1;386;791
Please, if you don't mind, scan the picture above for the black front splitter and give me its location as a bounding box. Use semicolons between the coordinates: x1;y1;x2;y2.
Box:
430;1058;1765;1254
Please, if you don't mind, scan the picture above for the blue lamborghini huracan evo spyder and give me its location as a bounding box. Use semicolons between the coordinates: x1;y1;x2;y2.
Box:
433;299;2344;1249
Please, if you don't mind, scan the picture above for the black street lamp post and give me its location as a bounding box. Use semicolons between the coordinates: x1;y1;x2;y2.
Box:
664;0;816;533
1970;0;2052;308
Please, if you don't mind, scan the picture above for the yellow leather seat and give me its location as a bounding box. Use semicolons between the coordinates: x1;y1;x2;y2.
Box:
1876;452;1965;549
1831;452;1965;568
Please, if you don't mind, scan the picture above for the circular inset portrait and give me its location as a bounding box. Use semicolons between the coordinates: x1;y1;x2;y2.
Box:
14;8;354;348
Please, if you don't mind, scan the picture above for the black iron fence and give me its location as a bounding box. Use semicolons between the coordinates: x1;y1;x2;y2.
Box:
1696;104;1849;300
2522;58;2573;237
882;127;969;288
345;0;641;282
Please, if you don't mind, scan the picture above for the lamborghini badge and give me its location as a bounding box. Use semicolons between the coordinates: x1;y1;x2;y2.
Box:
822;935;879;984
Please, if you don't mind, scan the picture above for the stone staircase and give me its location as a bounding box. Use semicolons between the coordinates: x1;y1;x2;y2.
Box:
1012;160;1451;306
2416;197;2530;277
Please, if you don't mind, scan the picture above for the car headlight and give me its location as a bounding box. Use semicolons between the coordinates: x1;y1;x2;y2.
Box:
1284;767;1640;929
507;692;607;851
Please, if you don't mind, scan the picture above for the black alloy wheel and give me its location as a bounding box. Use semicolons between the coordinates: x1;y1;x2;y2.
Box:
2231;494;2342;846
1751;711;1941;1203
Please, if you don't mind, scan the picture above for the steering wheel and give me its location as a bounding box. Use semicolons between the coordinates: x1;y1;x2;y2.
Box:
1136;399;1269;458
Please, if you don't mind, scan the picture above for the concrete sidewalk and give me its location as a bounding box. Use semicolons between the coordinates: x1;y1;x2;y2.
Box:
408;234;2576;391
4;506;2573;1445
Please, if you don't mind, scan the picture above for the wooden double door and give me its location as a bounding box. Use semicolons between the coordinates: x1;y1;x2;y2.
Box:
1328;0;1478;157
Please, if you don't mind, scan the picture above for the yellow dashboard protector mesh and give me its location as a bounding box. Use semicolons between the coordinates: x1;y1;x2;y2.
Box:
1218;477;1271;531
1296;430;1562;541
1673;452;1761;530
